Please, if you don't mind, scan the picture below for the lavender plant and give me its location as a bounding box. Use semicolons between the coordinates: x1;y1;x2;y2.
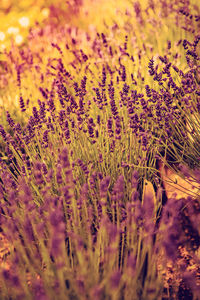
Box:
0;0;200;299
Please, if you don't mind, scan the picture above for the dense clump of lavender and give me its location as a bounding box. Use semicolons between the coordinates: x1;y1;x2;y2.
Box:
0;154;200;299
0;0;200;299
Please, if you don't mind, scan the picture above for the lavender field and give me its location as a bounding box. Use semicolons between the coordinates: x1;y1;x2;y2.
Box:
0;0;200;299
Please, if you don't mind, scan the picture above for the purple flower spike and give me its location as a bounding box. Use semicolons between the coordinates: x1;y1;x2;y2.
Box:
49;209;63;227
19;96;26;112
60;147;70;169
148;58;155;76
110;270;121;289
0;125;7;141
51;237;63;256
6;111;15;128
34;170;44;185
100;176;110;198
43;130;49;147
91;285;103;300
56;164;63;185
112;175;124;201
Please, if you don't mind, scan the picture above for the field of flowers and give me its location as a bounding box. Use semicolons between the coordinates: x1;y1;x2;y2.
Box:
0;0;200;299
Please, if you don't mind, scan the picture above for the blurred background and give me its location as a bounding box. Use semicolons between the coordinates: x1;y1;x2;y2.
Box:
0;0;84;51
0;0;153;51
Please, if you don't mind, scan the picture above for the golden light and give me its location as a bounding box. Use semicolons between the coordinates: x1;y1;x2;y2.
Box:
0;44;6;51
41;8;50;18
18;16;30;28
7;27;19;35
15;34;23;45
0;32;5;41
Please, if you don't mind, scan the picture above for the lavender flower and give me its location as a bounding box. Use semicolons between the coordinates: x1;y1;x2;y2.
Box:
19;96;26;112
39;87;48;99
110;270;121;289
100;176;110;198
111;175;124;202
56;164;63;184
58;147;70;169
0;124;7;141
6;111;15;128
148;58;155;76
51;236;63;256
43;130;49;148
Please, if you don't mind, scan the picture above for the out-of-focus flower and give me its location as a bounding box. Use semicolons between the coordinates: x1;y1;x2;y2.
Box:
0;44;6;51
100;176;110;198
90;284;103;300
15;34;23;45
110;270;121;289
111;175;124;201
18;17;30;28
0;32;5;41
7;27;19;35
